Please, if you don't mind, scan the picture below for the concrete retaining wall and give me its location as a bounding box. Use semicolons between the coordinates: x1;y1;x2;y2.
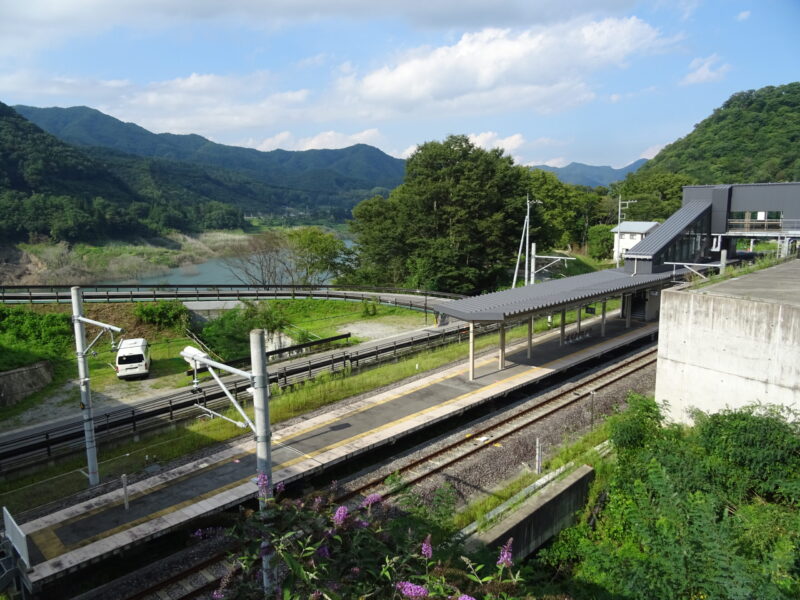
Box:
0;361;53;406
656;289;800;424
469;465;594;559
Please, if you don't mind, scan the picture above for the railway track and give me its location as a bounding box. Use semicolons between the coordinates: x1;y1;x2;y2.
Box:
0;321;487;474
60;345;657;600
336;347;657;504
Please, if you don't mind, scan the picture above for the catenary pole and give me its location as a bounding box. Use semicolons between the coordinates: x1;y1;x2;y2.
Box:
250;329;273;594
71;287;100;486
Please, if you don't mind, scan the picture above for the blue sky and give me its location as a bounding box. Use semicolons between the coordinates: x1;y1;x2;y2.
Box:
0;1;797;167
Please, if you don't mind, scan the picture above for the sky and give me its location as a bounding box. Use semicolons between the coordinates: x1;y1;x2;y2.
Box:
0;1;798;168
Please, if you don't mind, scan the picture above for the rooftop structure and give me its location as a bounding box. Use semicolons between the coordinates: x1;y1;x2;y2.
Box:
610;221;659;262
624;181;800;274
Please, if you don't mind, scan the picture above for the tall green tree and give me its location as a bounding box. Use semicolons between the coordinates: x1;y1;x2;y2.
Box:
349;136;533;294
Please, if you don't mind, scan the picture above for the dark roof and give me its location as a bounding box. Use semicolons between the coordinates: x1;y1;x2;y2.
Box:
432;268;677;322
624;200;711;259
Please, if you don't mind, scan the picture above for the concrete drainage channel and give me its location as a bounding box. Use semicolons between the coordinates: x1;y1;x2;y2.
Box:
461;443;610;559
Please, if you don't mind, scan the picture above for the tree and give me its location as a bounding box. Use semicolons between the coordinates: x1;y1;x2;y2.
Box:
586;224;614;260
349;135;531;294
225;227;348;287
286;226;348;286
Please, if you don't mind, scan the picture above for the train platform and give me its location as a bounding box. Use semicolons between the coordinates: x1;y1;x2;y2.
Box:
20;315;657;590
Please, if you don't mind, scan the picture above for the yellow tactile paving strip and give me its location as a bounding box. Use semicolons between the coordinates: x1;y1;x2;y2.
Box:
25;320;656;585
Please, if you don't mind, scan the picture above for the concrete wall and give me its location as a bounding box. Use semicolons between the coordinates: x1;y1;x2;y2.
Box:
656;289;800;424
0;361;53;406
469;465;594;560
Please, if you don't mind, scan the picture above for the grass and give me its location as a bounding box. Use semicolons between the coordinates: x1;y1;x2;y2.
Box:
689;254;788;291
453;422;613;530
0;304;609;512
268;298;425;341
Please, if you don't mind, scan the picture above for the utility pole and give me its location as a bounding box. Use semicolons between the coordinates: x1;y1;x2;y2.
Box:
525;194;531;285
71;287;122;486
180;333;273;596
616;194;622;268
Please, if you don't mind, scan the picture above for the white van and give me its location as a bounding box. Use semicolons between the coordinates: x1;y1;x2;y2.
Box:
115;338;151;380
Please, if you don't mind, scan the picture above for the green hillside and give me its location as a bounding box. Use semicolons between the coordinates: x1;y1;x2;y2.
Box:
640;82;800;183
0;102;244;242
14;104;406;192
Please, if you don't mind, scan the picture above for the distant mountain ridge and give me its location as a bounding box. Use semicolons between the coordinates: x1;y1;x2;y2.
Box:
531;159;647;187
14;105;406;192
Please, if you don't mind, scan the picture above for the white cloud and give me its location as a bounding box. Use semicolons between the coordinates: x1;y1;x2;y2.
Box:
336;18;670;118
542;157;570;167
400;144;419;158
680;54;731;85
639;143;665;159
468;132;525;154
0;1;638;56
244;128;384;151
736;10;751;22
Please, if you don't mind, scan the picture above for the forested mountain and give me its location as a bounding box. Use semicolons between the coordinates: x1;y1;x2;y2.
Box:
14;105;406;193
532;158;646;187
638;82;800;183
0;101;243;242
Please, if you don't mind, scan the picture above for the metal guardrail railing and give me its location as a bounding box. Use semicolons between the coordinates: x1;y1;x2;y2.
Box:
726;218;800;233
0;284;464;304
0;322;494;473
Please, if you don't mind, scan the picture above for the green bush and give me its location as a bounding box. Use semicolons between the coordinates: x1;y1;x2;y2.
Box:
133;300;190;330
587;224;614;260
201;301;288;360
0;306;72;371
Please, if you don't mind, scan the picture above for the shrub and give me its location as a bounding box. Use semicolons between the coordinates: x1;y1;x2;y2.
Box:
133;300;190;330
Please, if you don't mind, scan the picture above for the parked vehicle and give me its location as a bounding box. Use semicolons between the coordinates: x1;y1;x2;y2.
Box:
115;338;151;379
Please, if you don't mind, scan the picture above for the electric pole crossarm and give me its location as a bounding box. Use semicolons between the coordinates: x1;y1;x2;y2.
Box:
75;316;123;333
205;366;257;432
180;350;252;380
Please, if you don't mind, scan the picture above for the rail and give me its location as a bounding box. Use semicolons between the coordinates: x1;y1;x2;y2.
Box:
0;322;492;472
726;218;800;233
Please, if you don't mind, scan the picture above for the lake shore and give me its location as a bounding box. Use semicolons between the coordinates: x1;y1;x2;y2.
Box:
0;231;250;286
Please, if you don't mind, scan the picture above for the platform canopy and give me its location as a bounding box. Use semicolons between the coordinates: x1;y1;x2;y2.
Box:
432;268;676;323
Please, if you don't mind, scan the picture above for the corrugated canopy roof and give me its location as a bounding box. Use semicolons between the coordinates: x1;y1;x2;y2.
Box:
624;201;711;259
432;268;677;322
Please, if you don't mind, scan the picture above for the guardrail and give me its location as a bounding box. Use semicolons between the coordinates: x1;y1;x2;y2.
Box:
0;321;494;473
726;218;800;233
0;284;464;304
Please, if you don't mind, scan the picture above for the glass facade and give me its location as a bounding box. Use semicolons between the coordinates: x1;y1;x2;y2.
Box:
653;210;712;266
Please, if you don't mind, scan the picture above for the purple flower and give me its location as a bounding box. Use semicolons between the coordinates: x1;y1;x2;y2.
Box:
421;534;432;559
496;537;514;569
257;472;270;497
360;493;383;508
312;496;324;512
315;545;331;559
191;528;204;539
350;566;360;575
332;505;349;527
456;596;476;600
355;518;369;528
395;581;429;598
275;480;286;494
211;591;225;600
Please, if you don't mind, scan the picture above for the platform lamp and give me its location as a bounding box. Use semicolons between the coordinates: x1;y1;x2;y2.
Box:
71;286;123;487
180;330;273;594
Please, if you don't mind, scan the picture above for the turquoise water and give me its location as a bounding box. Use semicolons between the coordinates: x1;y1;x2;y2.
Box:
100;256;246;286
